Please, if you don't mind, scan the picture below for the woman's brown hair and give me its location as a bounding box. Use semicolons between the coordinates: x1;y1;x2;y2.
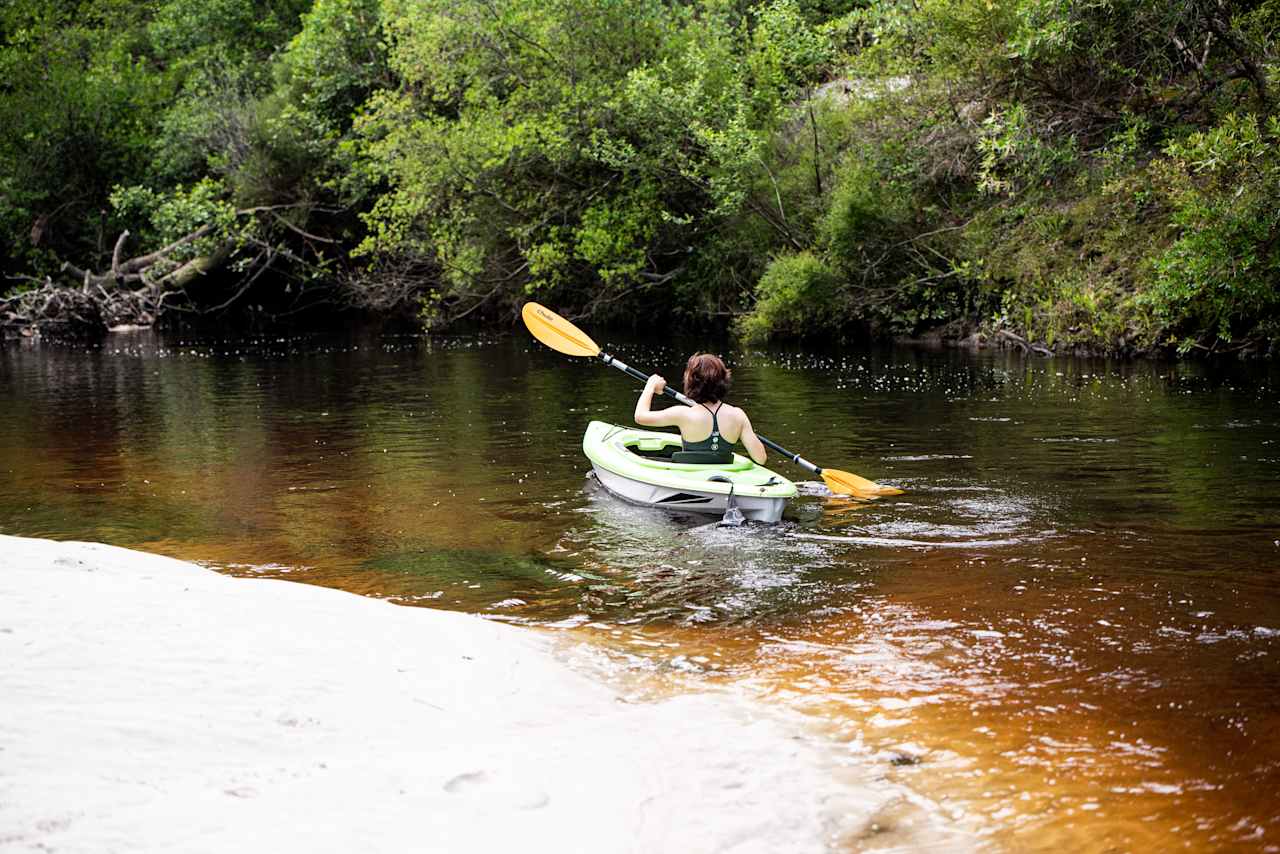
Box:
683;353;731;404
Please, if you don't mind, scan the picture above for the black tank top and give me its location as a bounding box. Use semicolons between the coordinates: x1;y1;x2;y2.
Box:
681;402;733;460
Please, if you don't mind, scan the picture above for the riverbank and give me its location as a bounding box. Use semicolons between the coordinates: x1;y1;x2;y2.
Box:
0;535;961;853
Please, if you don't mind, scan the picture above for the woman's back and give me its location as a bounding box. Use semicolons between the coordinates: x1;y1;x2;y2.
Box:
680;402;744;444
633;353;767;465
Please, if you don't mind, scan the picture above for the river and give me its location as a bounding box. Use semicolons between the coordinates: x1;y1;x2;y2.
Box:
2;329;1277;851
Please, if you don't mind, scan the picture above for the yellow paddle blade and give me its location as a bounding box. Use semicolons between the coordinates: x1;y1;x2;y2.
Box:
822;468;904;498
522;302;601;358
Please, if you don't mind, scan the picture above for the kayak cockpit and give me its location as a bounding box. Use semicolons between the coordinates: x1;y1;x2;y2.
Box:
617;434;754;472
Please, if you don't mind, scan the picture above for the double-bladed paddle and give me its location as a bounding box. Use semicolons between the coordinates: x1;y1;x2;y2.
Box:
521;302;903;499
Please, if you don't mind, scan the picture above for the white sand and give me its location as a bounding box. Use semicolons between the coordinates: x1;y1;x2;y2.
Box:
0;535;956;853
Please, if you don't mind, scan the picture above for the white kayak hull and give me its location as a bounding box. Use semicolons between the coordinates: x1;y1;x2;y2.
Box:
583;421;796;523
590;465;790;523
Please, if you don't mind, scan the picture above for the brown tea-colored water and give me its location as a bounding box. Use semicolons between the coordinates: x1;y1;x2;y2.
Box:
2;330;1278;851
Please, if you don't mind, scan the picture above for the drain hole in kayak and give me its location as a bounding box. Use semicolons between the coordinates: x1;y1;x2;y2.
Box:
656;493;715;504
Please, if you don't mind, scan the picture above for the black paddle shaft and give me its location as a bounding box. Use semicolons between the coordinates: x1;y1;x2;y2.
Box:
599;351;823;476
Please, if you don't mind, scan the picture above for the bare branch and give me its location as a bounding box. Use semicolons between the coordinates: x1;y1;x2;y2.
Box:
269;211;338;244
111;231;130;282
118;224;216;274
207;251;274;313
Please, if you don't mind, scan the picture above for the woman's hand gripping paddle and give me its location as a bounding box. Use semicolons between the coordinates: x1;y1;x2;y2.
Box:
520;302;903;499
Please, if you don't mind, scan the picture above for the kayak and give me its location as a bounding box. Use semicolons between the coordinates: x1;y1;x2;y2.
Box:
582;420;797;523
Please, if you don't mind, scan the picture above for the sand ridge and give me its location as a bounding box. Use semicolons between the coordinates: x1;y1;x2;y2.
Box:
0;535;946;853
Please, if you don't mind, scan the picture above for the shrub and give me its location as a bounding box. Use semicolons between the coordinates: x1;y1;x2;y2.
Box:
738;251;841;339
1148;113;1280;349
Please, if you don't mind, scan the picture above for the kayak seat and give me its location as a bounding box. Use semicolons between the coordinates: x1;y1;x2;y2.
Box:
672;450;734;465
625;437;680;460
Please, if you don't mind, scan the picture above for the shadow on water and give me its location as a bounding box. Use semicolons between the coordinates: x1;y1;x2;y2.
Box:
2;328;1280;851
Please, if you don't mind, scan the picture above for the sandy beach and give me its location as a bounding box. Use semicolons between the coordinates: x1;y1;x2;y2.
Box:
0;535;952;853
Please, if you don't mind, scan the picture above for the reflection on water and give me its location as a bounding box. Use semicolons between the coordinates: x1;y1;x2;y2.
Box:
2;330;1279;851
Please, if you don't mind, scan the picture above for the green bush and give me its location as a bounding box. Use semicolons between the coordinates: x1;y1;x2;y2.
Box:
738;251;841;339
0;3;173;272
1148;113;1280;349
275;0;388;132
819;158;904;264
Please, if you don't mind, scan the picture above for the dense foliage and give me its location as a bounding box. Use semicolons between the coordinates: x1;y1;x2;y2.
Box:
1;0;1277;354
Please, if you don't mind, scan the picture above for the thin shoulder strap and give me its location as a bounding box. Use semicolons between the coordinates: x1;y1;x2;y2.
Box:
700;401;721;431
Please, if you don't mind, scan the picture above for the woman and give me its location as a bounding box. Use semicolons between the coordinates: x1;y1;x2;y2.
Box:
634;353;767;465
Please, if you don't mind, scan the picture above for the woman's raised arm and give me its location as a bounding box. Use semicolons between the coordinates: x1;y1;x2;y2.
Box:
635;375;683;427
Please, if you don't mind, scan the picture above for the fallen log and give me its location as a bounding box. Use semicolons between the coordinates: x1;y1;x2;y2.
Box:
996;328;1053;357
3;202;350;336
